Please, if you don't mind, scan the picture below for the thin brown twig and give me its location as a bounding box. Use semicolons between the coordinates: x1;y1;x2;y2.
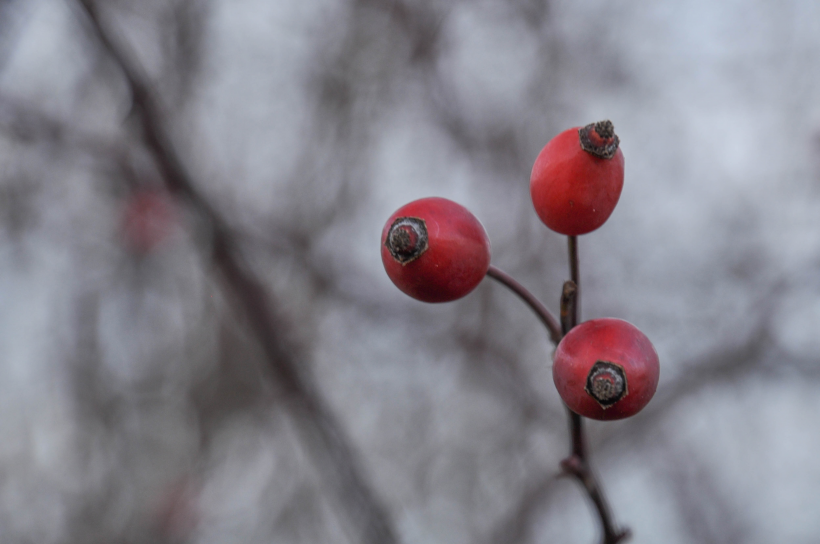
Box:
486;251;628;543
561;236;629;544
567;235;580;311
71;2;398;543
486;265;562;346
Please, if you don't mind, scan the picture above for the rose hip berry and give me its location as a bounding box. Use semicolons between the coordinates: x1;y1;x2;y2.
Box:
553;318;659;421
381;197;491;303
530;120;625;236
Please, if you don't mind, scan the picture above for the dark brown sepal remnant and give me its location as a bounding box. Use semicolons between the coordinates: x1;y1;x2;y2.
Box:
579;120;620;159
585;361;628;408
385;216;428;265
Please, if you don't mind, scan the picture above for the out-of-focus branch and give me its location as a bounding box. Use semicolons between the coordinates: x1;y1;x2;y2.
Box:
661;442;749;543
0;91;127;158
599;321;796;454
71;2;399;543
488;473;563;544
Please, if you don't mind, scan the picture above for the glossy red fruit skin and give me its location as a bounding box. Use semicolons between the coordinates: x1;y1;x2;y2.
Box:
381;197;491;303
530;125;624;235
553;318;659;421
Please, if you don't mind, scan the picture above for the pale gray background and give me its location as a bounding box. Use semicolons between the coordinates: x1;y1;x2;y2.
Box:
0;0;819;542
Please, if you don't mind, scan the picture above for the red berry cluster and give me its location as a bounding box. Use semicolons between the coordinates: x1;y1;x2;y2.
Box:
380;120;659;421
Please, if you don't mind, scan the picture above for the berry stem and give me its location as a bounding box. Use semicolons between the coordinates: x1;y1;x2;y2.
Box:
568;235;580;321
561;235;630;544
486;265;562;346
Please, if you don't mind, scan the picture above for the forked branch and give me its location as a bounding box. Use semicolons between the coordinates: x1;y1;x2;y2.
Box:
561;236;629;544
486;240;629;544
486;265;562;345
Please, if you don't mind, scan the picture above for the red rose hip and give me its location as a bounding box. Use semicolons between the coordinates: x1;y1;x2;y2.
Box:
553;318;659;421
530;120;624;235
381;197;491;303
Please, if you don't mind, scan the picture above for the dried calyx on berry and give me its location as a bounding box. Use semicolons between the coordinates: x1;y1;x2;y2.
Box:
578;120;620;159
385;217;428;265
584;361;628;408
380;197;491;303
552;318;658;421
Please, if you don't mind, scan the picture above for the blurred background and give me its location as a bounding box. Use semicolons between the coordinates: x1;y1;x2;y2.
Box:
1;0;819;542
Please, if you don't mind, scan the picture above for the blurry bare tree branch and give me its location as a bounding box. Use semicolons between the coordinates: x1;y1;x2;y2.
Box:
71;1;399;543
0;0;819;543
